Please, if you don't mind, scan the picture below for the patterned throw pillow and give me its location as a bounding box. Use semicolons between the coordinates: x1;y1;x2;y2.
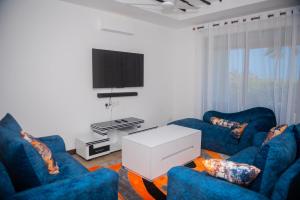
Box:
21;131;59;175
262;124;288;145
210;117;248;139
203;159;261;185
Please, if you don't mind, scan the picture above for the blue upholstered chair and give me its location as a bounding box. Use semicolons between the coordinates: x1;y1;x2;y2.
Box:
0;114;119;200
170;107;277;155
167;124;300;200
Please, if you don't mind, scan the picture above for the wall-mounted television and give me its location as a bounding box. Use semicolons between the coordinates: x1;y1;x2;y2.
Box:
92;49;144;88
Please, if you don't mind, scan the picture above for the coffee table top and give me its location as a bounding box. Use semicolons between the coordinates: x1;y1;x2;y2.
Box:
122;125;201;147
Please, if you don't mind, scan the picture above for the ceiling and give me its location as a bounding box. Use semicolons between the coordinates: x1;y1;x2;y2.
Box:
62;0;300;28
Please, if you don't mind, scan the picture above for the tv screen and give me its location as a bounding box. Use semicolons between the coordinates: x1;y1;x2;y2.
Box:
92;49;144;88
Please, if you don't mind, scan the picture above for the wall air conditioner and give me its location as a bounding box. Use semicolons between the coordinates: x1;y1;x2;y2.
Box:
100;18;134;36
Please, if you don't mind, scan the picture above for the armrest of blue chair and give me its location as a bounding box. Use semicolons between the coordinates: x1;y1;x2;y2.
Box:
203;110;234;123
203;107;276;126
167;166;268;200
11;168;118;200
249;116;276;132
38;135;66;153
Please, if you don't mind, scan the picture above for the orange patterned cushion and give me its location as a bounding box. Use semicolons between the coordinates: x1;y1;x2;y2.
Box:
21;131;59;175
262;124;288;145
203;159;260;185
210;117;248;139
231;123;248;139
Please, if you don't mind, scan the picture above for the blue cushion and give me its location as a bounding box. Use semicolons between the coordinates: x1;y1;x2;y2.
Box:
170;118;240;155
12;168;119;200
46;152;88;183
170;118;261;156
167;166;269;200
0;113;22;133
251;126;297;197
252;132;268;147
0;126;47;191
0;161;15;198
293;124;300;158
228;146;259;165
271;158;300;200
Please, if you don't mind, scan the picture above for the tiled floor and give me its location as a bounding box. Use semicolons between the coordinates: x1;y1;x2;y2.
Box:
73;151;122;168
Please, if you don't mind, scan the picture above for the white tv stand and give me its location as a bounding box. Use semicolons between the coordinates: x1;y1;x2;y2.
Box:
75;118;157;160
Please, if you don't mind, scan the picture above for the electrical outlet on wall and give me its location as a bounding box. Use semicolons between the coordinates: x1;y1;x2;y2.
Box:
105;102;111;109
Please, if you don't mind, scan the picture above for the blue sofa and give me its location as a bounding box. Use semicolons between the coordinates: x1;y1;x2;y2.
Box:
167;120;300;199
170;107;277;155
0;114;119;200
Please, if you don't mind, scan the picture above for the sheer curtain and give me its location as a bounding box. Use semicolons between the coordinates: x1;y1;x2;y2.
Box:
197;13;300;124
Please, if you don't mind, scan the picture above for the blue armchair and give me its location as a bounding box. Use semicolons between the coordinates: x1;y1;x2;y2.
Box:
0;114;119;200
167;124;300;200
170;107;276;155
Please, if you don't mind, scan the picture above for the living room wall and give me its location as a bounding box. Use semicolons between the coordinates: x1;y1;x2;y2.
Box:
0;0;177;149
170;28;204;120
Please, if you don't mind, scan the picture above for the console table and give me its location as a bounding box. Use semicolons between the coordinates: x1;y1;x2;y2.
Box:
76;121;157;160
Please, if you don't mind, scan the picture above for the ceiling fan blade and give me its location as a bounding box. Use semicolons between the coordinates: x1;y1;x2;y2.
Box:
199;0;211;5
130;3;160;6
116;0;157;4
179;0;195;7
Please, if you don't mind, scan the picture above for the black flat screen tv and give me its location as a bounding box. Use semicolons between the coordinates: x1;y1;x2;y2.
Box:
92;49;144;88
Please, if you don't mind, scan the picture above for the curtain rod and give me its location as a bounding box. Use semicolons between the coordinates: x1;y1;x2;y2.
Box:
193;6;300;31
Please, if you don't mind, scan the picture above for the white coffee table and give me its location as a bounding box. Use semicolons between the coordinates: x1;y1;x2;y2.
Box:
122;124;201;180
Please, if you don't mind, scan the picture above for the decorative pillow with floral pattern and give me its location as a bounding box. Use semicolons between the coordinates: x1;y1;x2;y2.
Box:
262;124;288;145
21;131;59;175
203;159;261;185
210;117;248;139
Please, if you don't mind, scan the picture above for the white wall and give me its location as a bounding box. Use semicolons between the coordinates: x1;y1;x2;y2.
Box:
0;0;177;149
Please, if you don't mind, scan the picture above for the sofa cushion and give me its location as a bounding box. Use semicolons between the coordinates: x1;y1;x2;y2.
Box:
0;113;22;133
262;124;288;145
0;126;47;191
228;146;259;165
169;118;241;155
46;152;88;183
210;117;248;139
252;132;268;147
21;131;60;175
203;159;261;185
271;158;300;200
251;126;297;197
0;161;15;198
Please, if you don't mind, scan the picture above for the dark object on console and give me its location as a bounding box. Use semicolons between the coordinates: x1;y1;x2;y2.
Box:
97;92;138;98
169;107;277;155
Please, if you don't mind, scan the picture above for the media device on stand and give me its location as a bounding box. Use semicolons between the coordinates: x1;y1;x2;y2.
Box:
75;117;157;160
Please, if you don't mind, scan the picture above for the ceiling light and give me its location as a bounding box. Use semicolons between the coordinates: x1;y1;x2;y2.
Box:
162;0;175;8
